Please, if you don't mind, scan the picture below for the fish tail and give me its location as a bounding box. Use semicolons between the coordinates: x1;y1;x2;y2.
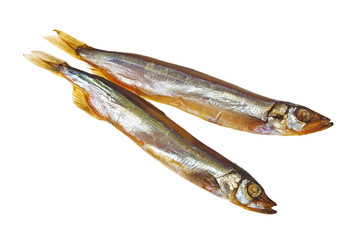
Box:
45;30;110;80
23;51;68;77
44;30;87;60
24;51;103;120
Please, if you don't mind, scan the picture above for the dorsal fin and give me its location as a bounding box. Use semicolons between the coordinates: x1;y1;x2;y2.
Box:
72;86;102;120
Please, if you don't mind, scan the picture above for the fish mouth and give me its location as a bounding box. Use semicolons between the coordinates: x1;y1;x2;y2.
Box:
243;193;277;214
302;118;334;134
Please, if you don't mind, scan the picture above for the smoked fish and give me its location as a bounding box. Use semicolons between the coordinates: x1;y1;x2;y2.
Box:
46;30;333;135
24;51;277;214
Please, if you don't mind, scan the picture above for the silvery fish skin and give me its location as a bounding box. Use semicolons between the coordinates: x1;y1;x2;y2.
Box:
46;30;333;135
24;51;277;214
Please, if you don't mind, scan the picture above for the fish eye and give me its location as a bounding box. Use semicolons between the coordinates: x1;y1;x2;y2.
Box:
296;108;311;122
247;183;262;198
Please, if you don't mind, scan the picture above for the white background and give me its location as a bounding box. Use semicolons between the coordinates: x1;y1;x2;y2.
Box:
1;1;354;239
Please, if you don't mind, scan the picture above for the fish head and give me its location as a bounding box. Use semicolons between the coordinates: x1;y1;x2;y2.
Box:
266;102;333;135
232;179;277;214
218;172;276;214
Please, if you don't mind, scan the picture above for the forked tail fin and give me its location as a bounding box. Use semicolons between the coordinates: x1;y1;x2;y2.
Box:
44;30;88;60
24;51;103;120
45;30;111;81
23;51;67;77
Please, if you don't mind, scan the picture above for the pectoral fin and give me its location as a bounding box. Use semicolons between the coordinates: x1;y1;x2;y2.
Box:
187;170;222;196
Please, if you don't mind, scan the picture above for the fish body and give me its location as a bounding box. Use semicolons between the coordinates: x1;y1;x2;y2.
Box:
25;51;276;214
46;30;333;135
